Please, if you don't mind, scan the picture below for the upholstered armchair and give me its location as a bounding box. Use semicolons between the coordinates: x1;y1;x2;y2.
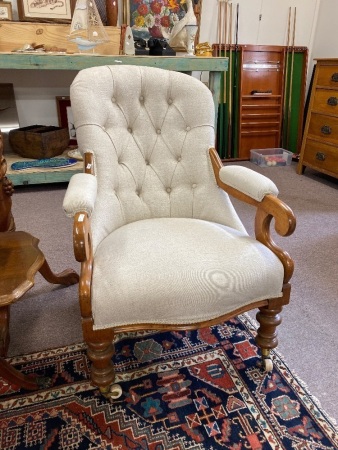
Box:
63;65;296;400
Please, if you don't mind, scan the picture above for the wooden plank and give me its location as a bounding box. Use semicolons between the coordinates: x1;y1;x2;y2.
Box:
7;169;81;186
0;53;228;72
0;22;121;56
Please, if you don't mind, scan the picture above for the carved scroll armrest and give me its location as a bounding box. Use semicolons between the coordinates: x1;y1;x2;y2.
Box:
73;211;93;318
209;148;296;282
63;165;97;319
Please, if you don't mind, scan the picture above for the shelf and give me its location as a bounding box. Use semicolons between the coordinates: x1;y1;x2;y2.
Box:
0;53;228;72
1;53;228;185
5;151;83;186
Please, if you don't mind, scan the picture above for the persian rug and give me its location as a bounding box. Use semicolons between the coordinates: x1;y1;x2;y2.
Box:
0;315;337;450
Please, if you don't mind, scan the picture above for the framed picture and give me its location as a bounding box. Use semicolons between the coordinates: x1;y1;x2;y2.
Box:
18;0;75;23
56;96;77;145
122;0;203;49
0;1;13;20
123;0;187;40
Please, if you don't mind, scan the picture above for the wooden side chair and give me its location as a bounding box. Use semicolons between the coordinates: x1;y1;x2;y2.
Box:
0;131;79;390
63;66;296;400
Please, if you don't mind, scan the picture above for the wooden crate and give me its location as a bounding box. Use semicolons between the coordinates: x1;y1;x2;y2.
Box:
9;125;69;159
0;22;121;55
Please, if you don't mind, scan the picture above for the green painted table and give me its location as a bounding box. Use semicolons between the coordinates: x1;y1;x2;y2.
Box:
1;53;228;186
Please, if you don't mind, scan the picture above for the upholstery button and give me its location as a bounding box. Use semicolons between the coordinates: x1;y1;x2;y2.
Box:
168;99;173;104
136;190;141;196
157;129;161;134
192;183;197;189
112;97;116;102
186;126;191;131
128;127;132;133
145;160;149;165
140;96;144;102
166;187;171;193
177;156;182;162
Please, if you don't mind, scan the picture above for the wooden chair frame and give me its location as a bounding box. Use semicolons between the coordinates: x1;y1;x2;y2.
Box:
72;150;295;399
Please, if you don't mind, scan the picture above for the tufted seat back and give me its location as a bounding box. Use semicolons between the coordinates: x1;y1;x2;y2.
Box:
70;65;246;251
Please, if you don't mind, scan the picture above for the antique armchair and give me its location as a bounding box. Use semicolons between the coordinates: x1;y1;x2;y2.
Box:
0;131;79;389
63;65;296;400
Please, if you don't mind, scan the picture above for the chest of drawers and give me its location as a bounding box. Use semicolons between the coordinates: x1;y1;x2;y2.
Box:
297;58;338;178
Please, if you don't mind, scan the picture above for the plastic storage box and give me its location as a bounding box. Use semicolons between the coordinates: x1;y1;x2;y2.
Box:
250;148;293;167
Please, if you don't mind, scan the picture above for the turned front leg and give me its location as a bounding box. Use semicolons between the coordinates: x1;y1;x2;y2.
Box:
255;305;283;371
86;339;116;394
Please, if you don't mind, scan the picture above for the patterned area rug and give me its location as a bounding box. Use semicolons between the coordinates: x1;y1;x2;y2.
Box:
0;315;337;449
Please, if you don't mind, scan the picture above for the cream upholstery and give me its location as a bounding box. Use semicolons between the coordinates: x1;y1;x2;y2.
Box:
62;65;286;329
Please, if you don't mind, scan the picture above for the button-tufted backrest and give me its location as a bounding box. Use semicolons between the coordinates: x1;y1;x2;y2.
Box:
70;65;245;250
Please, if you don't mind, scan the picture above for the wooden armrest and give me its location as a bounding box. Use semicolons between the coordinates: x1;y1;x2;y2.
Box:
209;147;296;283
73;211;93;317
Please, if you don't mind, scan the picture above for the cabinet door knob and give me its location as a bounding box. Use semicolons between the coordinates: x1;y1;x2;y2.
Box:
327;96;338;106
331;73;338;82
320;125;332;135
316;152;326;161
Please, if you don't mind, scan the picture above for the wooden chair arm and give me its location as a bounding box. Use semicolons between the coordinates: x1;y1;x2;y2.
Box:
73;211;93;318
209;147;296;282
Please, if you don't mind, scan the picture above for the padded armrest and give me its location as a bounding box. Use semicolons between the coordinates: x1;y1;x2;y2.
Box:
63;173;97;218
219;166;279;202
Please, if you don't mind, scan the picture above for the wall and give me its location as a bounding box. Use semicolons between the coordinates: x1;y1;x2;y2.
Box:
0;0;333;131
308;0;338;84
200;0;320;48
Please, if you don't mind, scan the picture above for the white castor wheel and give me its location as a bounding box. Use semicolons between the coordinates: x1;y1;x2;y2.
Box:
262;357;273;372
101;383;123;401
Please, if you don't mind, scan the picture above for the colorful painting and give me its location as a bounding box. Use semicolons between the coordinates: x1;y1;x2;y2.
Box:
129;0;188;39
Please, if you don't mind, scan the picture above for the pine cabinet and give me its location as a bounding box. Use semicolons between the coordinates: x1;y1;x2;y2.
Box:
297;58;338;179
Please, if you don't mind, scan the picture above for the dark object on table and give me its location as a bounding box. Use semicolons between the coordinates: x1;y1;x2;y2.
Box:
9;125;69;159
134;37;176;56
148;38;176;56
134;38;148;55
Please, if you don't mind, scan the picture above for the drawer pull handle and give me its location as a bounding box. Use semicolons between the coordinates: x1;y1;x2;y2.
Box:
320;125;332;135
316;152;326;161
327;96;338;106
331;73;338;82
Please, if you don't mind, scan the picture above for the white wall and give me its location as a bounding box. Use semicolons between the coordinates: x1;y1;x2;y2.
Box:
200;0;320;49
1;0;334;130
308;0;338;83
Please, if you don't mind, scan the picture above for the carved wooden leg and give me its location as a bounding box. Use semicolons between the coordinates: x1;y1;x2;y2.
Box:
0;306;10;357
255;304;283;371
38;259;79;286
86;338;122;400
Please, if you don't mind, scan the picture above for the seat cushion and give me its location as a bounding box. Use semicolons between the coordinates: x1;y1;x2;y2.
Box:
92;218;284;329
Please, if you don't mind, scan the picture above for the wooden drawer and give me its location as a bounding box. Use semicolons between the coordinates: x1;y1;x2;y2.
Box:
316;65;338;88
308;112;338;145
313;89;338;115
302;139;338;175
